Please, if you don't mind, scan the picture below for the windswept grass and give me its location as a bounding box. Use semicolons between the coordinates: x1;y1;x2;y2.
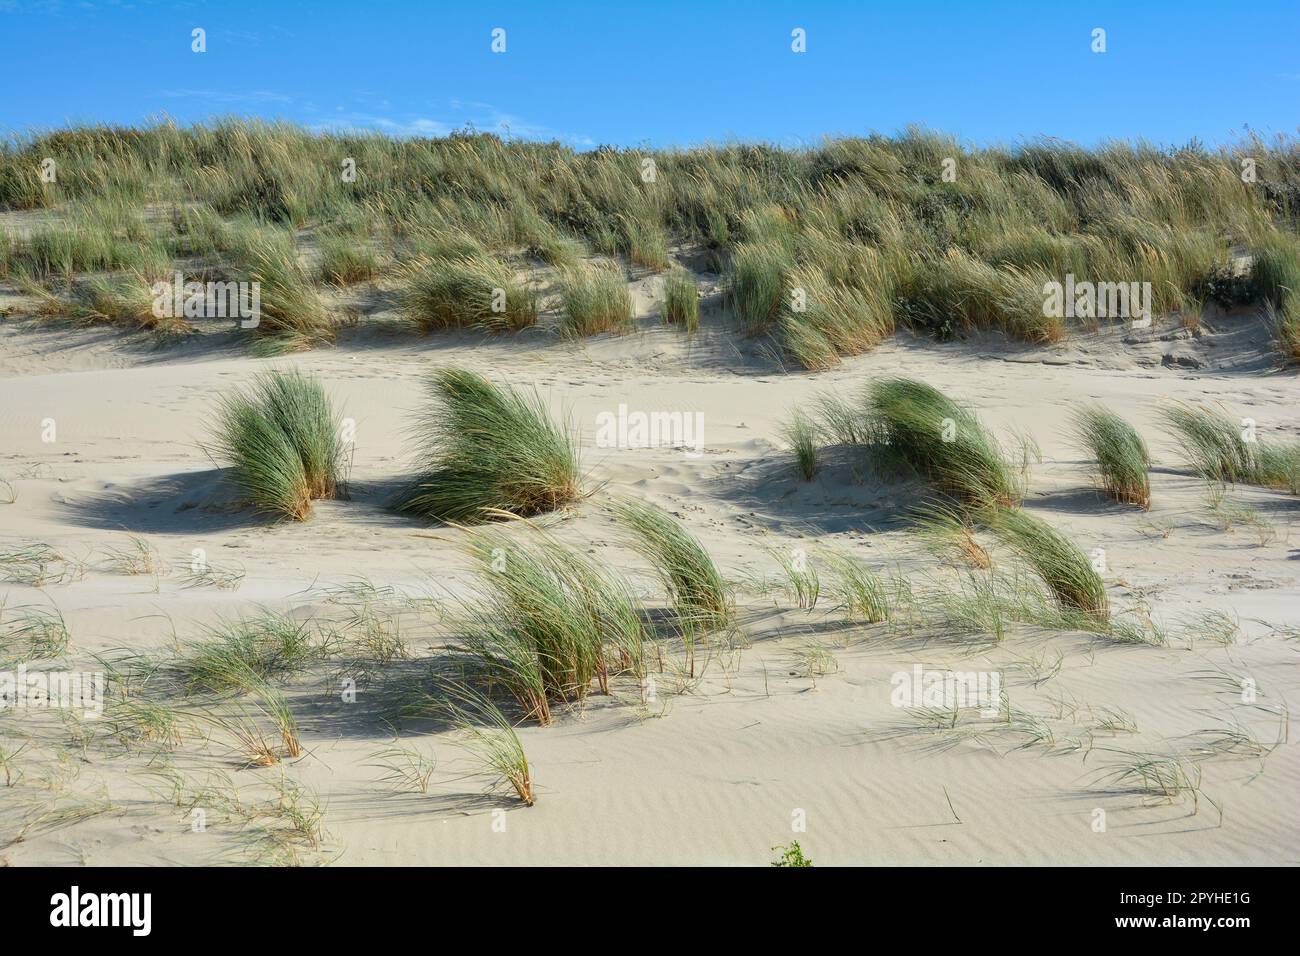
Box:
1159;401;1253;484
728;240;793;333
401;254;537;332
173;610;322;694
452;526;648;723
864;377;1023;507
4;221;170;282
1068;404;1151;508
983;508;1108;619
1;602;71;665
236;230;334;353
770;548;820;610
208;368;347;520
912;503;992;569
661;267;698;334
1159;400;1300;492
1098;753;1203;807
395;368;581;523
6;122;1298;363
79;273;191;336
559;262;634;337
317;232;381;285
821;550;891;623
606;497;733;633
439;683;535;805
622;216;670;272
781;412;819;480
204;684;302;767
779;265;895;370
1250;231;1300;311
0;543;66;587
100;535;165;581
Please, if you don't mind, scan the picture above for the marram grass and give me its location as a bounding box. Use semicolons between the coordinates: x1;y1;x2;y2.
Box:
559;262;634;337
5;122;1299;363
661;267;699;334
208;368;346;520
606;496;733;633
395;367;581;523
1156;400;1299;492
452;525;648;724
781;411;820;481
1068;404;1151;508
401;254;537;332
235;229;334;354
982;507;1108;619
864;377;1023;508
912;503;993;569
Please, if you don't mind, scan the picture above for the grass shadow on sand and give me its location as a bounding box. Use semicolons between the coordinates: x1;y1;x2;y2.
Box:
59;468;420;534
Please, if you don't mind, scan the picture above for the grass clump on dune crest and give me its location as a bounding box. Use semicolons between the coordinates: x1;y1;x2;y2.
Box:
401;254;537;332
863;377;1024;508
9;122;1300;364
1068;404;1151;508
607;496;734;633
209;368;347;520
395;368;581;523
559;262;634;337
982;507;1108;619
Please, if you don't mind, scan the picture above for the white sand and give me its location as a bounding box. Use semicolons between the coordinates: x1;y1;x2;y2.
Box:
1;294;1298;866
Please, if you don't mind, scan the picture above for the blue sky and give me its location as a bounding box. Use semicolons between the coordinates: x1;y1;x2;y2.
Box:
1;0;1296;150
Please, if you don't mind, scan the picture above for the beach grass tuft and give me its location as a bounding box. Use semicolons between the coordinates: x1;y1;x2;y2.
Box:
1068;404;1151;508
208;368;347;520
395;368;581;523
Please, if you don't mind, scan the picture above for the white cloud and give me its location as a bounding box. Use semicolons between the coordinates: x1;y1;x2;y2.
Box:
313;101;592;147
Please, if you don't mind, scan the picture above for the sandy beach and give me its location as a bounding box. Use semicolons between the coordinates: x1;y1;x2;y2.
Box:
2;281;1297;865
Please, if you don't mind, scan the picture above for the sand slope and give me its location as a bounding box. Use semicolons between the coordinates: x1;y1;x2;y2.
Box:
1;304;1297;866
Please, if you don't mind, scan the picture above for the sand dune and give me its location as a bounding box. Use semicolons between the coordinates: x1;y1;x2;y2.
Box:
1;297;1297;866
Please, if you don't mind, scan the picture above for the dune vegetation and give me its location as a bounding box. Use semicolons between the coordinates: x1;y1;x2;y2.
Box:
859;377;1025;507
451;524;649;725
2;122;1298;365
207;368;347;520
1158;401;1300;494
1068;404;1152;508
982;507;1109;619
394;367;582;523
607;496;735;635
